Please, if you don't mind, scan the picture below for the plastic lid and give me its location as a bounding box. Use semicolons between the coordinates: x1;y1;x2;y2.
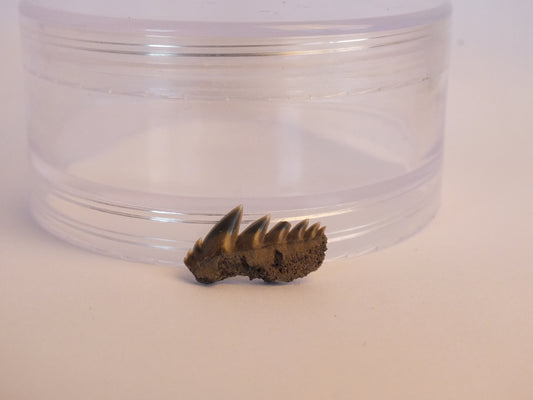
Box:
20;0;451;36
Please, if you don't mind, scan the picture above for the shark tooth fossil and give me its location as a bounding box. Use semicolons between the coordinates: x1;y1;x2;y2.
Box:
183;206;327;284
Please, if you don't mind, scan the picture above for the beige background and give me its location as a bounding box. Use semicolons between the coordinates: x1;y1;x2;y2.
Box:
1;1;533;399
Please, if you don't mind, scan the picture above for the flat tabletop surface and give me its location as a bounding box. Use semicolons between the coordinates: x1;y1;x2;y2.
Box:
1;1;533;399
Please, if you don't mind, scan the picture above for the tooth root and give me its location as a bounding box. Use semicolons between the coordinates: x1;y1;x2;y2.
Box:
236;215;270;249
304;223;320;240
287;219;309;241
264;221;291;244
201;205;243;256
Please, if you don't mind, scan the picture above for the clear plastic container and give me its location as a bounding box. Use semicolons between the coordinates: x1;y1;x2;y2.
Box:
19;0;451;265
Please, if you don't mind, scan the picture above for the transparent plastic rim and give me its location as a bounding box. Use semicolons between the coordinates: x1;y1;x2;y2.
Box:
19;0;451;38
30;148;442;215
30;155;442;264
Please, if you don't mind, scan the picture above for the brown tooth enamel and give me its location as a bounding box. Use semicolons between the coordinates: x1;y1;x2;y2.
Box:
236;215;270;249
304;223;320;240
317;226;326;236
264;221;291;244
201;205;243;256
287;219;309;241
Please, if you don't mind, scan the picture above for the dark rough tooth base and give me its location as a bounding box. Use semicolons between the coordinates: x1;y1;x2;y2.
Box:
186;235;327;284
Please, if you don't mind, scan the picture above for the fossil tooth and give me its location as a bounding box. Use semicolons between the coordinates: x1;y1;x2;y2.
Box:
183;207;328;284
304;223;320;240
287;219;309;241
236;215;270;249
201;205;243;256
264;221;291;244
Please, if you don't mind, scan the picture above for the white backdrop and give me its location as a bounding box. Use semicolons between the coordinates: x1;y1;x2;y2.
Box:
1;1;533;399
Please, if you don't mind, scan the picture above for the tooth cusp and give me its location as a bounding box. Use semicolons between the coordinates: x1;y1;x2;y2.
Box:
304;223;320;240
236;215;271;249
201;205;243;256
194;238;203;251
287;219;309;241
264;221;291;244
